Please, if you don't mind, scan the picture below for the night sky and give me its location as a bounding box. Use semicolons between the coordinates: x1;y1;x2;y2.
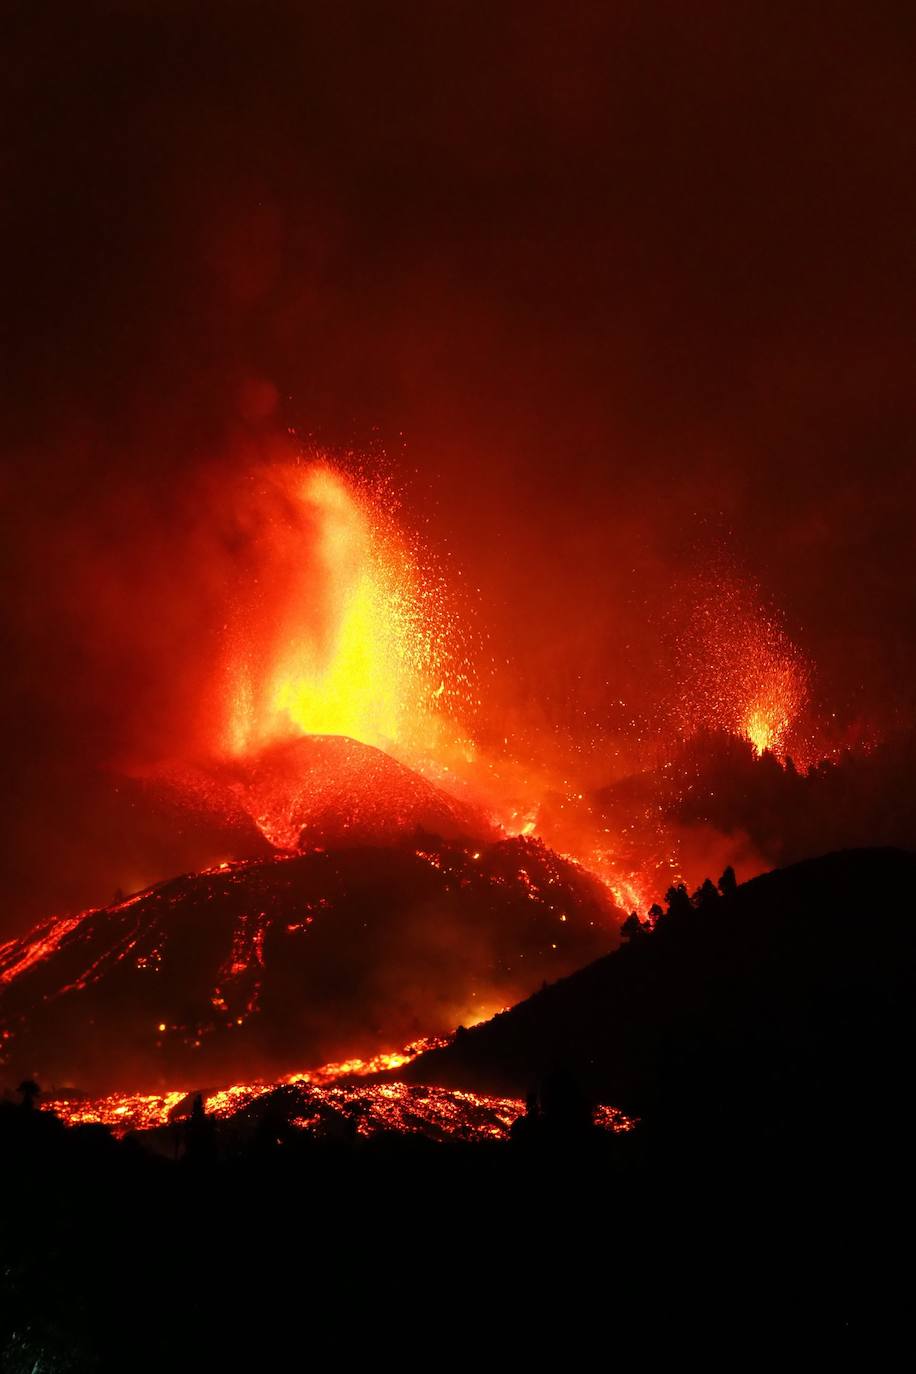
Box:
2;1;915;932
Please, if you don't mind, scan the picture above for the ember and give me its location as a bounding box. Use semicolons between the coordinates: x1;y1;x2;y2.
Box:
673;570;812;763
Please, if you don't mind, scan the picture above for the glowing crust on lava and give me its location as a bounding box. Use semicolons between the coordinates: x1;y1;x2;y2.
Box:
43;1071;635;1142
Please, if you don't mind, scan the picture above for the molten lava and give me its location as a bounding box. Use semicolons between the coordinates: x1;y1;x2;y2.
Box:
222;461;474;775
3;446;871;1122
131;458;836;922
43;1067;635;1143
0;835;619;1091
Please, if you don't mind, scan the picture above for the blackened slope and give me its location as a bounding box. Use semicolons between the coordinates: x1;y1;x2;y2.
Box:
0;834;618;1091
406;848;916;1124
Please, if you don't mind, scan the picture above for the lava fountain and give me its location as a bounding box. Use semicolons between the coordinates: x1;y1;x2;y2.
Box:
674;570;811;761
221;460;475;773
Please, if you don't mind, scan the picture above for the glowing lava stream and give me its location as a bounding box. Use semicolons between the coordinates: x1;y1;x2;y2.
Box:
43;1080;634;1141
42;1039;636;1141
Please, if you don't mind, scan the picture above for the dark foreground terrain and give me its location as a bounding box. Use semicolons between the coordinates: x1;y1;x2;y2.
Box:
1;848;912;1367
408;846;916;1140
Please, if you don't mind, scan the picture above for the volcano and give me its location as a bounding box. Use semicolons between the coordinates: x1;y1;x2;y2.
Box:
0;831;619;1092
155;734;493;850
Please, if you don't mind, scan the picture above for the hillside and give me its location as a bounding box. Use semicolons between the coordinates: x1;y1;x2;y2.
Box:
0;832;618;1092
406;847;916;1145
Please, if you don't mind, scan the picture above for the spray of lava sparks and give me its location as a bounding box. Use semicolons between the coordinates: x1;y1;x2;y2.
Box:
673;570;811;761
0;447;879;1124
221;461;477;778
98;452;846;960
193;471;827;915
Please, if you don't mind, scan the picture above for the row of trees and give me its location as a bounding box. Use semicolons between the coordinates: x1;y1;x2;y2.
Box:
621;863;738;940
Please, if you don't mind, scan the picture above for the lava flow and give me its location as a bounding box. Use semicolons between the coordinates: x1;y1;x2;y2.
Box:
42;1069;634;1144
0;451;874;1109
0;834;619;1091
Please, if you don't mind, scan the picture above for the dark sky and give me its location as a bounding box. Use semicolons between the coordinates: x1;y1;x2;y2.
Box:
2;1;915;931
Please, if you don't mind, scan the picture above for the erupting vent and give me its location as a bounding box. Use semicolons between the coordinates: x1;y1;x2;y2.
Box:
674;572;811;762
219;462;476;775
159;733;492;852
3;455;866;1114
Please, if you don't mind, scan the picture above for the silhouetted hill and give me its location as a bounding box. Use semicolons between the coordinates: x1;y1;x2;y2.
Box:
0;833;619;1091
406;847;916;1155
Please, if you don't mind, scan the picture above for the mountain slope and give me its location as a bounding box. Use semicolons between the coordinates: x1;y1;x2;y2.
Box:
405;847;916;1134
156;734;494;849
0;833;619;1091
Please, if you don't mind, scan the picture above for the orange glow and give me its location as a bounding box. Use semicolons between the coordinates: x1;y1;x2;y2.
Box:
283;1038;447;1086
43;1079;635;1142
222;462;474;773
675;571;810;762
159;461;830;919
745;704;787;757
42;1049;636;1142
0;911;86;986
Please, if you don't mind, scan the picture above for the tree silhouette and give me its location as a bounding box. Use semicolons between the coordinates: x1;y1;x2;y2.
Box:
18;1079;40;1111
718;865;738;898
540;1067;594;1138
184;1093;216;1165
693;878;720;909
665;884;692;920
